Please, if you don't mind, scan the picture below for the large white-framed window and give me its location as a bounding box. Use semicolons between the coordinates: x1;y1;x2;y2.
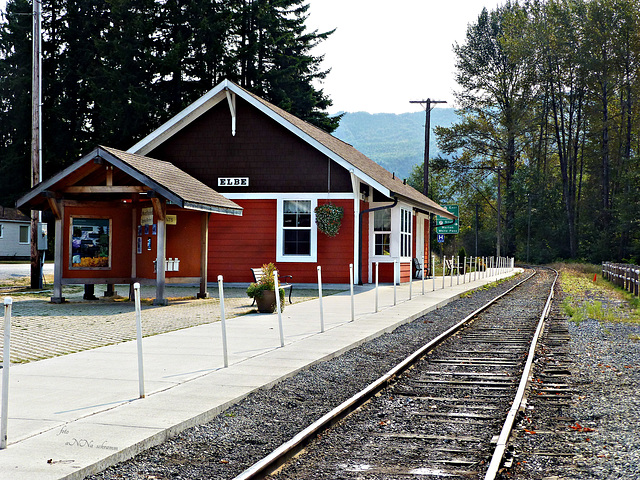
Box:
400;208;412;258
276;197;318;263
19;225;30;244
373;209;391;256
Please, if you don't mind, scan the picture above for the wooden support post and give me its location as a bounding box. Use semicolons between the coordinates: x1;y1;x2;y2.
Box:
51;204;64;303
130;207;137;301
197;212;210;299
153;199;167;306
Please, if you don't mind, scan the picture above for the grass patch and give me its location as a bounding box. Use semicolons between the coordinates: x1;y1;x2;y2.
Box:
554;262;640;325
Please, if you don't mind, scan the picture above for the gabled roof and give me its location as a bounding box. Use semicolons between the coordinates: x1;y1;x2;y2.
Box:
16;146;242;216
128;79;455;220
0;206;30;222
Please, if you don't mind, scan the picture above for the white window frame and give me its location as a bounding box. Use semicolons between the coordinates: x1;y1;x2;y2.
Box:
19;224;30;244
276;196;318;263
0;224;3;238
372;209;392;257
400;208;412;259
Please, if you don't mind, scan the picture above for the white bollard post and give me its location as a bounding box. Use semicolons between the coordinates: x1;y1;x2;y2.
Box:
349;264;355;321
375;262;379;313
1;297;12;449
217;275;229;367
457;256;460;285
421;255;425;295
317;266;324;333
409;266;413;301
393;260;398;305
442;256;446;289
432;254;436;291
450;256;454;287
274;271;284;347
133;283;145;398
463;256;467;284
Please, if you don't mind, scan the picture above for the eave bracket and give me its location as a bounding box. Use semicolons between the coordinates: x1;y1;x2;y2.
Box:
225;89;237;136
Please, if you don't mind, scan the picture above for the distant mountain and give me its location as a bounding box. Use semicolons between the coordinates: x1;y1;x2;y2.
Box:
332;109;457;181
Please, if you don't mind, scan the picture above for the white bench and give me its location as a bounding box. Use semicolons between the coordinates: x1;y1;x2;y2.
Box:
251;267;293;304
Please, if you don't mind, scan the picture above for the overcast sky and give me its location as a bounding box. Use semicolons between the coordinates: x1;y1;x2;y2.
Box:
306;0;502;114
0;0;501;114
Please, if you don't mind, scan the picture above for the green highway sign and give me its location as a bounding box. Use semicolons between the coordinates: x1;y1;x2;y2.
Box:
436;204;459;234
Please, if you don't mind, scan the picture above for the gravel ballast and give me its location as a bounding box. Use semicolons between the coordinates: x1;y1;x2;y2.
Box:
90;269;640;480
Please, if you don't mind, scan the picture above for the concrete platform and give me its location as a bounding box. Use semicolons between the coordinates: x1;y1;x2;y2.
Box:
0;268;520;479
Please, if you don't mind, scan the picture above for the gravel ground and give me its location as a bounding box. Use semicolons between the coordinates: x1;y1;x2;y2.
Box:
507;281;640;480
90;274;526;480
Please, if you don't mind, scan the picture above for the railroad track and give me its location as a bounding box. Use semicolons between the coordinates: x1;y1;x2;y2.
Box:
233;267;557;480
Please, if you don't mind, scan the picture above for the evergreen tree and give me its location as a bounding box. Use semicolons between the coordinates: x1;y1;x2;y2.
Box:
0;0;338;208
0;0;33;206
228;0;339;131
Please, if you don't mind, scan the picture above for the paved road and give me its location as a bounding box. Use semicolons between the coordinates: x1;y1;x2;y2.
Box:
0;262;54;281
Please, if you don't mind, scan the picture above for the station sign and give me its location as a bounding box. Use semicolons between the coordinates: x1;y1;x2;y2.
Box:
436;205;459;234
218;177;249;187
437;234;445;243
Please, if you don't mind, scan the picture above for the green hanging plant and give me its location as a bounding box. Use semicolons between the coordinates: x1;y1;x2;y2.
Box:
315;203;344;237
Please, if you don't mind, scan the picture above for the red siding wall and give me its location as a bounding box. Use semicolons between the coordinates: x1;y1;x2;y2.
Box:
360;200;369;283
134;206;202;280
316;199;354;283
400;262;411;283
373;262;394;283
207;198;355;283
424;218;430;271
208;199;277;281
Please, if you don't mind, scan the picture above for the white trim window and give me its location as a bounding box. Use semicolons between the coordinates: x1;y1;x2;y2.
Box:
373;209;391;256
19;225;30;244
0;224;3;238
277;198;318;262
400;208;412;258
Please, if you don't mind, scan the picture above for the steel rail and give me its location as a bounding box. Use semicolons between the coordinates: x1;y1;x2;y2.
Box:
484;266;559;479
232;268;537;480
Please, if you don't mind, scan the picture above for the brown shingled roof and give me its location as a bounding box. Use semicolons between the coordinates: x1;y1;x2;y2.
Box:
99;147;242;215
16;147;242;217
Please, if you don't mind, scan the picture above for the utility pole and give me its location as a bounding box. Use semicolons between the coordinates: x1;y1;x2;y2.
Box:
409;98;446;277
30;0;43;289
409;98;447;198
496;166;501;258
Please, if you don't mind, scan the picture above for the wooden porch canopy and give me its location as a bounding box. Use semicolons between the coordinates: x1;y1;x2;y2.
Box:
17;146;242;304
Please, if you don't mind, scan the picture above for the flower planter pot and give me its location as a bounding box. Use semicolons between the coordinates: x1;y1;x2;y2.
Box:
255;289;277;313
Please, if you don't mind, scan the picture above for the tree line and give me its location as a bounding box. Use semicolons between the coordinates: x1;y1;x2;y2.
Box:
0;0;337;206
410;0;640;264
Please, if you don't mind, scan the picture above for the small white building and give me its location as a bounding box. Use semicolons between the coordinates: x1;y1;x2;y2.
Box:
0;206;31;259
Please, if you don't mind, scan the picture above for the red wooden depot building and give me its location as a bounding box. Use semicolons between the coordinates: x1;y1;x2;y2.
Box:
18;79;454;303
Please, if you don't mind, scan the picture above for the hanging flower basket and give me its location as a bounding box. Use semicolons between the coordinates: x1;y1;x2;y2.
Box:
315;203;344;237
